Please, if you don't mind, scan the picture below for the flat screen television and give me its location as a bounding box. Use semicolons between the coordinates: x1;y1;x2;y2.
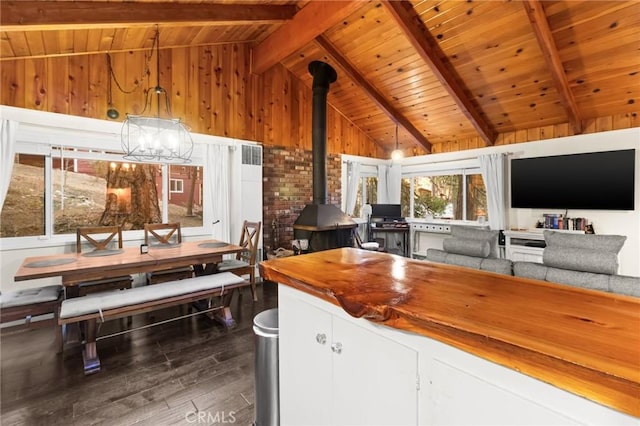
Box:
510;149;635;210
370;204;402;218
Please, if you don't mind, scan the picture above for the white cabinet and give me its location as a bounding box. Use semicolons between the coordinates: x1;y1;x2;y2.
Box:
279;286;419;426
504;230;545;263
507;245;544;263
278;285;637;425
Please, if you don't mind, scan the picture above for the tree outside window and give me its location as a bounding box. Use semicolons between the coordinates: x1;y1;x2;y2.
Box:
401;173;487;221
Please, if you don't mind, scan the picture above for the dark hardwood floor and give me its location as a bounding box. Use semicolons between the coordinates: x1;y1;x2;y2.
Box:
1;281;278;426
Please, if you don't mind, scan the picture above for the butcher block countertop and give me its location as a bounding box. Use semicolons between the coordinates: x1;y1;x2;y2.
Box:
260;248;640;417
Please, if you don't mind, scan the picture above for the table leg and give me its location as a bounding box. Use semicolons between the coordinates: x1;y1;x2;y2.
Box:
82;319;101;375
192;288;237;328
212;306;236;328
212;288;237;327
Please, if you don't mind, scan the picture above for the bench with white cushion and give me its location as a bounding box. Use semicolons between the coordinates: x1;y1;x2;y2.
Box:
1;285;63;352
59;272;247;375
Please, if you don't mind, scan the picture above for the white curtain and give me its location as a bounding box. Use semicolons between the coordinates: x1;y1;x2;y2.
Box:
377;164;388;203
345;161;361;216
204;143;231;243
1;119;18;210
377;163;401;204
387;164;401;204
479;153;506;230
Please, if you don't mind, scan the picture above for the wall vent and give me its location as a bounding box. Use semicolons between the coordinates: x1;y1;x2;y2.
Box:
242;145;262;166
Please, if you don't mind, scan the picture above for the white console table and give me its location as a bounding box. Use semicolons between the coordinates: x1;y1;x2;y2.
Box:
504;229;584;263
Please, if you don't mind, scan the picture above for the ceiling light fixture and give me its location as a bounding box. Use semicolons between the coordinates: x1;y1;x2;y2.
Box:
121;26;193;164
391;123;403;161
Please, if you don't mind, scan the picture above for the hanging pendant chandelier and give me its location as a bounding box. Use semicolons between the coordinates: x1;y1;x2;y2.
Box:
121;27;193;164
391;123;404;161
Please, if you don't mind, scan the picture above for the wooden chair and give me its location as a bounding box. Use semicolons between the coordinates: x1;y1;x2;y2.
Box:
217;220;262;302
76;226;133;296
144;222;193;284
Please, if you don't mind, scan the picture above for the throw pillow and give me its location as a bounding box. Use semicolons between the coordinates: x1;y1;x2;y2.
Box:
443;237;491;258
543;230;626;254
450;226;499;258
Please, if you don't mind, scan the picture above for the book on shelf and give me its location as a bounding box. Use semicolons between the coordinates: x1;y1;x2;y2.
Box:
541;214;588;230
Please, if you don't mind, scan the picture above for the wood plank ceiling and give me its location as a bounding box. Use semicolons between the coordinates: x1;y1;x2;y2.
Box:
1;0;638;156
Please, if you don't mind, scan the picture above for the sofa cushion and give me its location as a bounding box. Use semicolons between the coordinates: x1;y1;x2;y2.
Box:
545;268;609;292
425;249;448;264
479;258;513;275
444;253;483;269
450;226;499;258
443;237;490;258
543;246;619;275
608;275;640;297
513;262;548;281
543;230;626;253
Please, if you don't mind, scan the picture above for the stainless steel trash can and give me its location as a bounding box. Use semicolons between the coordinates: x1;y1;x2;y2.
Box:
253;308;279;426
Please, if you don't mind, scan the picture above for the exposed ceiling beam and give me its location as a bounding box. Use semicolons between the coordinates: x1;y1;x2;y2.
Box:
382;0;498;146
315;35;432;153
0;1;297;31
252;1;362;75
523;0;583;134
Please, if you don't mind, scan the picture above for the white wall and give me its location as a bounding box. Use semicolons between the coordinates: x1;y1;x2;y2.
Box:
399;128;640;276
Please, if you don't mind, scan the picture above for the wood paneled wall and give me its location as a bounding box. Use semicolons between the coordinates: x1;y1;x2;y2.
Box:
1;42;636;158
0;43;386;158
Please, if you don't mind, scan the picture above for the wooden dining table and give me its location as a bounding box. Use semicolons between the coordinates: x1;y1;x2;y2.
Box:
14;239;246;325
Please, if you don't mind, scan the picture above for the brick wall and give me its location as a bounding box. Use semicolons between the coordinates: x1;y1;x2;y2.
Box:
262;146;342;254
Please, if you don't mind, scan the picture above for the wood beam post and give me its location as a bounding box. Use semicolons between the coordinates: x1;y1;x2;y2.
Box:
0;1;296;31
315;35;432;153
382;0;497;146
252;1;362;75
523;0;583;134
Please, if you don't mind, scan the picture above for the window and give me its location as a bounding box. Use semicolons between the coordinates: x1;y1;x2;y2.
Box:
167;166;202;226
0;154;46;238
353;176;378;218
52;155;118;234
1;151;204;238
402;170;488;221
170;179;184;193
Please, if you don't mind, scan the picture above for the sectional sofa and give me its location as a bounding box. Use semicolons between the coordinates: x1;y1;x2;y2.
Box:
426;226;639;298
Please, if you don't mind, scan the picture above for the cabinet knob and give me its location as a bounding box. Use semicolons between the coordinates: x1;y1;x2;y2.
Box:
331;342;343;354
316;333;327;345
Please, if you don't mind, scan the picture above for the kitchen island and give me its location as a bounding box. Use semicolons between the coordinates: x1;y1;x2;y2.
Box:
260;248;639;425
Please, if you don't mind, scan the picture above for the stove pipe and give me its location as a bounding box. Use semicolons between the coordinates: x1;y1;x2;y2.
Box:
309;60;337;205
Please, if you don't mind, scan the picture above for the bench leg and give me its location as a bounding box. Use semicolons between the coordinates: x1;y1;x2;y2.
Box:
211;288;237;328
82;319;101;375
